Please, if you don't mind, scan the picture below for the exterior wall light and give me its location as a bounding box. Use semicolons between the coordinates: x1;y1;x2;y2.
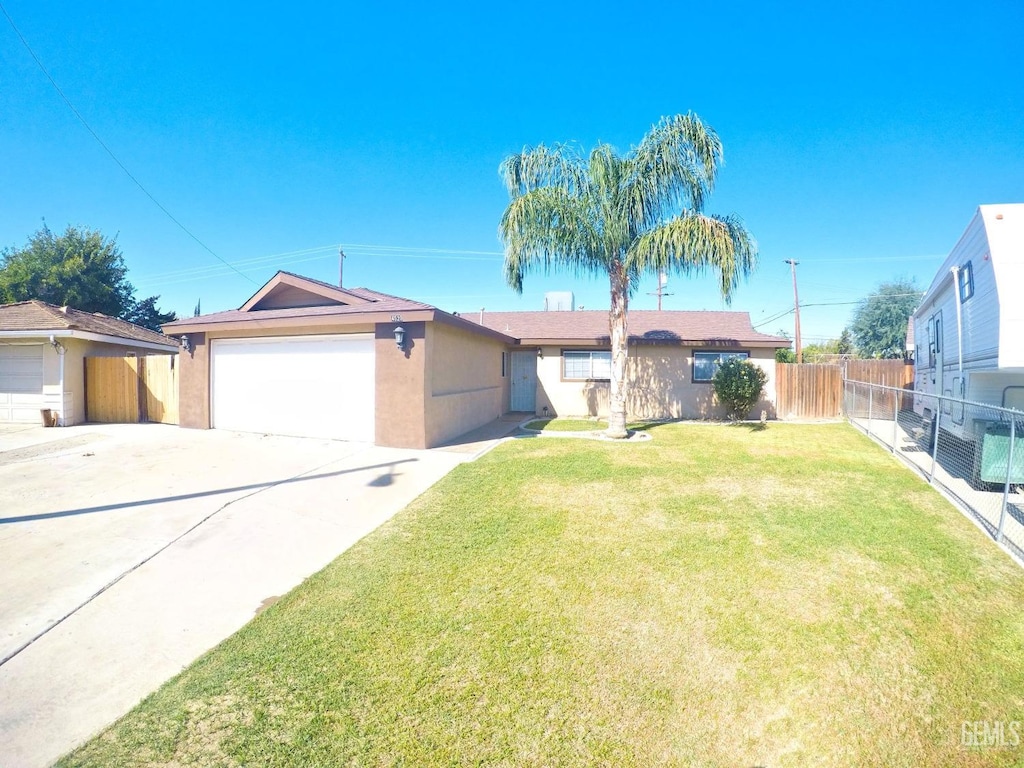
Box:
393;326;406;349
180;334;191;353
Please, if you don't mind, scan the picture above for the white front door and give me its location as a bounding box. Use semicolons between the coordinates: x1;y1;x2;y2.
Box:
0;345;44;422
510;350;537;412
211;335;375;442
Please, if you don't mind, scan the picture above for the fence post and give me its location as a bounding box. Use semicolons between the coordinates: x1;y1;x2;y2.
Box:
997;418;1015;544
867;384;874;438
929;398;941;482
891;386;899;454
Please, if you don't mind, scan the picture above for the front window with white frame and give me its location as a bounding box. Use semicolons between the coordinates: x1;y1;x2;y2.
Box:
562;350;612;380
693;350;750;382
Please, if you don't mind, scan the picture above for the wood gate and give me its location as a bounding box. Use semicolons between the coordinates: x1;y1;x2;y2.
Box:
85;355;178;424
776;360;913;420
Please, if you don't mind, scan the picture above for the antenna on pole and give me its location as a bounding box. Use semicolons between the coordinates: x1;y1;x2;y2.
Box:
647;271;673;310
784;259;802;363
338;247;346;287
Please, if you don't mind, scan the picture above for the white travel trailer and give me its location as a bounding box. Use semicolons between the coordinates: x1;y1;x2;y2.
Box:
913;204;1024;469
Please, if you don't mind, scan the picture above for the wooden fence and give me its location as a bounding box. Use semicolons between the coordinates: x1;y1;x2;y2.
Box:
85;355;178;424
776;360;913;420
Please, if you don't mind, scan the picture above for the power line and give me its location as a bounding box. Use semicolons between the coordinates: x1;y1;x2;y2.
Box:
134;242;505;286
0;1;256;285
752;293;924;328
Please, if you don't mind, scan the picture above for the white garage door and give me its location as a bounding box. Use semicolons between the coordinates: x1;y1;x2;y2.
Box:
0;345;45;423
211;335;375;442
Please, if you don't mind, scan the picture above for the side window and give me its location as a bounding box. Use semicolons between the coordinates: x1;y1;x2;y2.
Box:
958;261;974;303
934;315;942;354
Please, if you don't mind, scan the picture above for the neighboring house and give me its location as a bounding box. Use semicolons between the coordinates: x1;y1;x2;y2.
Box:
0;300;179;425
164;271;788;449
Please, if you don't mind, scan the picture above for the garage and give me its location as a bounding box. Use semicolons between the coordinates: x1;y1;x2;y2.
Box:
0;344;44;423
211;335;375;442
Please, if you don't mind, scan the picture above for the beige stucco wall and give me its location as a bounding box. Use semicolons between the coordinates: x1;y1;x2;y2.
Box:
423;321;506;447
177;332;210;429
375;322;428;449
534;344;778;420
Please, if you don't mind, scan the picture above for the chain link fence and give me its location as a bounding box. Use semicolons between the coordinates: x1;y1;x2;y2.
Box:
844;379;1024;564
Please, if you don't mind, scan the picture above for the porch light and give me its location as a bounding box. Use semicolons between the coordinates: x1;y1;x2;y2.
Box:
180;334;191;353
393;325;406;349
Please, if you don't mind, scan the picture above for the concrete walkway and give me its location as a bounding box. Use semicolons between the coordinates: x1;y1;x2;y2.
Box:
0;423;507;768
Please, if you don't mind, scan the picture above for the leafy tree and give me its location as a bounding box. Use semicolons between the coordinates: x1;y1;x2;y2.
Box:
775;328;796;363
125;296;178;331
0;224;176;331
802;339;840;363
850;279;922;358
776;347;796;363
712;358;768;420
499;114;756;438
837;328;854;356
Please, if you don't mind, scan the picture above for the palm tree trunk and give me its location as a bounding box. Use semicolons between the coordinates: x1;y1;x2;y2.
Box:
606;263;629;439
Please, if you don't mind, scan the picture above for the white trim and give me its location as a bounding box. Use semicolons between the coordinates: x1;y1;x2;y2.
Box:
210;332;373;345
0;329;176;352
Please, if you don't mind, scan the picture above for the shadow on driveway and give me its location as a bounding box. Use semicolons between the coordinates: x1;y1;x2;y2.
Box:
0;458;418;525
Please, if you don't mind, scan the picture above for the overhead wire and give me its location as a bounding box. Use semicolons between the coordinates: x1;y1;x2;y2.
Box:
0;1;257;285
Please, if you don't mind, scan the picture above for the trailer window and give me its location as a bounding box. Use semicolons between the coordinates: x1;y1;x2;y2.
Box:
958;261;974;303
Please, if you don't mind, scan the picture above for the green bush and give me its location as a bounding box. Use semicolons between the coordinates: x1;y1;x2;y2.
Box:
712;358;768;420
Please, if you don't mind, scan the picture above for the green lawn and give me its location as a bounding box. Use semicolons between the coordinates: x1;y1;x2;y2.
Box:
61;423;1024;767
523;417;607;432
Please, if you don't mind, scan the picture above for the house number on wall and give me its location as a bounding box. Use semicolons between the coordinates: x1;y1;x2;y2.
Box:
391;315;403;322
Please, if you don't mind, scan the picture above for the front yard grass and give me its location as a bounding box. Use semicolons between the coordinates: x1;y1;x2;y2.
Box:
61;423;1024;767
523;417;607;432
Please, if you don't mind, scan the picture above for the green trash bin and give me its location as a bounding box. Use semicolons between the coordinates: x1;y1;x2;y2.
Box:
980;423;1024;483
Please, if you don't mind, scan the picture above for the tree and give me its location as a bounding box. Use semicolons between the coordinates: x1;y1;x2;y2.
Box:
837;328;854;356
499;114;756;438
850;279;922;358
0;224;176;331
125;296;178;331
712;358;767;420
775;329;796;363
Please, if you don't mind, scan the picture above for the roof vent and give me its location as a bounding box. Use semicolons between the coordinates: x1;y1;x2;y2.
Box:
544;291;574;311
60;306;69;314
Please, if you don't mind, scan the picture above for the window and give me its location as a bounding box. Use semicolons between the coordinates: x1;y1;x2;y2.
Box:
501;351;508;378
562;350;611;380
693;351;750;382
958;261;974;303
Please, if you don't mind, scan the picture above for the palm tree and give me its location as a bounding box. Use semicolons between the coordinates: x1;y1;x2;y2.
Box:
498;113;757;438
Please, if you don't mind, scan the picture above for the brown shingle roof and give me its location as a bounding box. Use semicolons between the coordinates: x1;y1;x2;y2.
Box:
474;310;789;347
163;291;435;328
0;300;177;348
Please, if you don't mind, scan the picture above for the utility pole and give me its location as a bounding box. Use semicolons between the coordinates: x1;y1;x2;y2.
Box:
784;259;802;363
338;247;346;287
647;271;673;310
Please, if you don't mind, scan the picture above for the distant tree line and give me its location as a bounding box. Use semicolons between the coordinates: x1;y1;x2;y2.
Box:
0;224;176;332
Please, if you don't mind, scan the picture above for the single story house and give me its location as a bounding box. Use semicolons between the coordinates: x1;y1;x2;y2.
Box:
164;271;787;449
0;300;179;425
474;310;785;420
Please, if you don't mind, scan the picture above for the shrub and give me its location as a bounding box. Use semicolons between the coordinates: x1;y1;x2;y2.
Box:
712;358;768;420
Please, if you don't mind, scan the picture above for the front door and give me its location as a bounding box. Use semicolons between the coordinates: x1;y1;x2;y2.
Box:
510;350;537;412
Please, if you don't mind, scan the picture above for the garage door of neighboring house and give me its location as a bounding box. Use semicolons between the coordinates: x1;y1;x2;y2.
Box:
211;335;375;442
0;344;44;423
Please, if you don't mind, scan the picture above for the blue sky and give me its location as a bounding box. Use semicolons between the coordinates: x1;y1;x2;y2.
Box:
2;0;1021;343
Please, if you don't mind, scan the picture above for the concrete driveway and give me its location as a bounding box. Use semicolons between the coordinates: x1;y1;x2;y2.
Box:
0;423;482;768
